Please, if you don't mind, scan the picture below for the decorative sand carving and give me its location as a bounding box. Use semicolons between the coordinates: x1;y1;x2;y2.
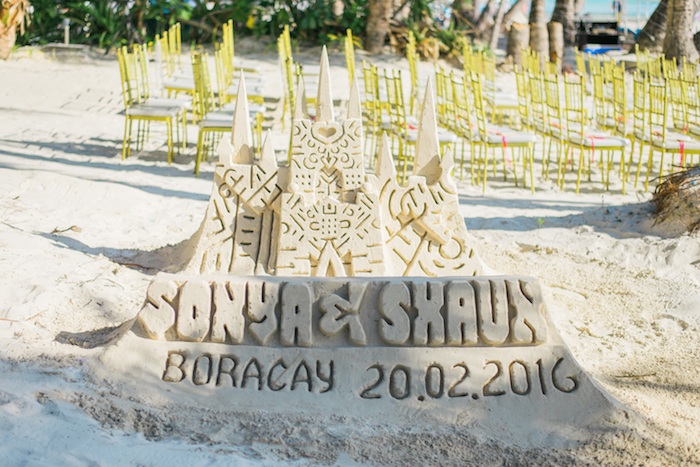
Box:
102;48;620;440
183;48;480;278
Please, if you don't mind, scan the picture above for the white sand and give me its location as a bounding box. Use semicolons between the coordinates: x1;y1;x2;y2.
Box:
0;45;699;465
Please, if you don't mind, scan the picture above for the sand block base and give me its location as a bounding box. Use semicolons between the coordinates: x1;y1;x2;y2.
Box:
98;274;619;442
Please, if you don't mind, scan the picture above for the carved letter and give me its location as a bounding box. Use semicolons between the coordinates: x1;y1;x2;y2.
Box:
472;279;509;345
247;280;279;345
445;281;478;345
268;360;288;391
193;354;213;385
280;283;313;347
378;282;411;345
412;281;445;345
507;279;548;344
316;360;334;393
176;281;212;342
163;351;186;382
211;281;246;344
242;358;264;390
291;360;313;392
216;355;238;387
318;282;368;345
139;280;178;340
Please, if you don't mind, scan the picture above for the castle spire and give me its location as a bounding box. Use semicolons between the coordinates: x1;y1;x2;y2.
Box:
230;72;254;164
413;77;441;185
315;46;334;123
376;132;397;182
293;75;309;120
347;73;361;120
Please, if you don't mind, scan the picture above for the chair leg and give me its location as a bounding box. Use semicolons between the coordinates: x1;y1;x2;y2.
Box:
528;145;535;193
122;117;130;161
644;147;655;193
195;129;205;177
166;119;173;164
470;142;476;185
576;146;585;194
626;138;636;182
634;142;646;188
482;147;489;193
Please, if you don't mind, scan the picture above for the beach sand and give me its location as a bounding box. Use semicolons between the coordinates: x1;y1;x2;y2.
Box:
0;45;699;465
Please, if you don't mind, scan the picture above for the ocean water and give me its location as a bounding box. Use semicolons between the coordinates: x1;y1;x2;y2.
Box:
547;0;660;16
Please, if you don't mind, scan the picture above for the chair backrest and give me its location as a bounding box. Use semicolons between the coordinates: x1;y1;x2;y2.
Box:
435;67;448;127
135;43;152;102
191;52;217;118
575;47;587;82
663;57;678;79
611;63;628;136
667;72;686;130
591;72;609;128
648;79;668;141
451;73;474;139
528;71;546;127
631;72;647;138
515;65;530;128
384;68;409;138
648;55;663;80
681;57;697;79
362;60;379;123
681;75;700;127
345;28;356;83
635;44;648;76
563;73;586;139
469;72;489;139
406;31;419;116
117;47;135;111
543;72;564;133
545;60;559;77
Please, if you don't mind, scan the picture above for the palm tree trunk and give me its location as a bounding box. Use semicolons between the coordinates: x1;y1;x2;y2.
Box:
475;0;500;37
663;0;700;61
636;0;669;51
489;0;509;50
637;0;700;52
366;0;393;54
551;0;576;48
529;0;549;56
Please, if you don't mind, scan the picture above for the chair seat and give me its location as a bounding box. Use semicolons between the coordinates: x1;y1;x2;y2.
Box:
634;129;693;143
485;92;519;109
144;97;192;110
231;74;265;85
482;126;536;145
402;128;459;143
650;138;700;151
127;105;181;118
234;61;264;73
221;102;266;114
163;78;195;91
225;85;265;96
568;133;630;148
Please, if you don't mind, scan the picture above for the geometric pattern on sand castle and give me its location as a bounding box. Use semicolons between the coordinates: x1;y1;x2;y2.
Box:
185;48;481;278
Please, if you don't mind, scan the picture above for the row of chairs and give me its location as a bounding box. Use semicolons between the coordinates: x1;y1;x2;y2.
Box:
580;50;700;192
117;43;189;162
116;22;266;173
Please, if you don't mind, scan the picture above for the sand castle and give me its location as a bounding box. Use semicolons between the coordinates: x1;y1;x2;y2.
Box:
183;50;480;278
101;49;618;439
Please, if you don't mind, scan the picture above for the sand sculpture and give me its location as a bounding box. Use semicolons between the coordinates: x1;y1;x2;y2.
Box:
182;50;480;278
102;48;618;438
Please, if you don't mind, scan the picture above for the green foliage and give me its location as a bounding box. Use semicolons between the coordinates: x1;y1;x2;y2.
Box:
67;0;127;49
14;0;365;50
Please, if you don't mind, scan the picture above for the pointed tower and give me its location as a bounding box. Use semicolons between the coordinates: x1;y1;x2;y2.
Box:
276;49;386;276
